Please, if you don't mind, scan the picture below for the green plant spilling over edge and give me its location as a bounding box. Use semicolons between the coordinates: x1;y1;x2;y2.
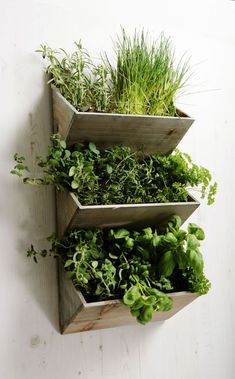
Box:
11;134;217;206
27;216;210;325
37;29;189;116
11;134;217;205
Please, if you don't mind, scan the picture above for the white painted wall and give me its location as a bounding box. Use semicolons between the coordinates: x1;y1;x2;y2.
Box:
1;0;235;378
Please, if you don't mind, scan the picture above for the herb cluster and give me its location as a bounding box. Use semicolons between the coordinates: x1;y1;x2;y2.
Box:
12;134;217;206
27;216;210;324
38;29;189;116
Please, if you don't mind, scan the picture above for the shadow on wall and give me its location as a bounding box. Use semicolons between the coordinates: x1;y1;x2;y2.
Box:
10;74;60;333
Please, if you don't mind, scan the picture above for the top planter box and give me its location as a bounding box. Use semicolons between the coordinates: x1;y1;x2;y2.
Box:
51;85;194;155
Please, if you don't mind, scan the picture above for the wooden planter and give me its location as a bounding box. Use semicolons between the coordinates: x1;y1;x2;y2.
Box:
58;263;199;334
51;85;194;155
56;190;200;237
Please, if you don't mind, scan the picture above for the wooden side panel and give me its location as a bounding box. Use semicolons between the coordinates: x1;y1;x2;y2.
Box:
56;191;78;238
58;261;84;334
51;86;194;155
62;291;199;334
52;86;75;139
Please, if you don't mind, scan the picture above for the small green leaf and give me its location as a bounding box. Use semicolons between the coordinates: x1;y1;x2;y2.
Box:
60;140;66;149
10;169;22;177
64;259;74;268
109;253;118;259
113;229;130;239
89;142;100;155
106;164;113;174
69;166;76;177
92;261;98;269
71;180;79;189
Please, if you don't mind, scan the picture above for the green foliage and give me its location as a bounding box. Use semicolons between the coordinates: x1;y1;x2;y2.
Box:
27;216;211;325
37;29;189;116
105;29;189;116
11;134;217;206
37;42;111;113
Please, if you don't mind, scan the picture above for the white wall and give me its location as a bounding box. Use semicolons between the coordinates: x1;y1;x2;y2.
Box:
1;1;235;378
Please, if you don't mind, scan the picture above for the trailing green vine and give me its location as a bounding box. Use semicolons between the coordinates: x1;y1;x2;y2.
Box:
27;216;210;325
11;134;217;206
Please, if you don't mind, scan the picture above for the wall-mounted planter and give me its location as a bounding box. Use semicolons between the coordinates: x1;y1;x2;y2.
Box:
52;85;194;155
56;190;200;237
58;263;199;334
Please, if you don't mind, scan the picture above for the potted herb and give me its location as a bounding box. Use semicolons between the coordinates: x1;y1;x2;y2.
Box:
27;216;210;334
38;30;194;155
11;134;217;236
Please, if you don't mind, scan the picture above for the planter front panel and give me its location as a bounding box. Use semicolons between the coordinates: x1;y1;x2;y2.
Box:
52;85;194;155
58;264;199;334
56;191;200;237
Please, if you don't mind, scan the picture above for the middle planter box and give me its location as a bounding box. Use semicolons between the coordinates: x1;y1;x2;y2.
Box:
56;190;200;237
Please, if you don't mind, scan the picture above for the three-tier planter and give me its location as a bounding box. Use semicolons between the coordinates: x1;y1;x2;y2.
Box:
52;85;200;334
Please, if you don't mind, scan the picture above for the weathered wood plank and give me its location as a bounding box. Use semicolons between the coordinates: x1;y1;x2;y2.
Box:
56;191;200;237
52;86;75;138
59;263;198;334
51;85;194;155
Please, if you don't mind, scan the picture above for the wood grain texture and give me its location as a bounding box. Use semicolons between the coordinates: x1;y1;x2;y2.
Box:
59;265;198;334
56;191;200;236
51;85;194;155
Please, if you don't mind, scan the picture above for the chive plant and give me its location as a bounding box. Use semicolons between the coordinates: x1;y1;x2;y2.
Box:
106;29;189;116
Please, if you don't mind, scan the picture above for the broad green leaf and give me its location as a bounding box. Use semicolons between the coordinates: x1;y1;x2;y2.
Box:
188;223;205;240
187;234;200;250
123;286;140;305
188;249;203;274
158;251;176;277
164;232;178;245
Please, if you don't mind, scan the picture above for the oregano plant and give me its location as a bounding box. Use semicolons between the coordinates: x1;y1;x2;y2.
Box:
11;133;217;206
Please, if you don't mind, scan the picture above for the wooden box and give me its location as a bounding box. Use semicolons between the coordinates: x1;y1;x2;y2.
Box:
51;85;194;155
58;263;199;334
56;190;200;237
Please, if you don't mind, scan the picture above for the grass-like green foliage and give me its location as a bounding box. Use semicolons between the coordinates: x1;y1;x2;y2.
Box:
27;216;211;325
11;134;217;205
106;29;189;116
37;29;189;116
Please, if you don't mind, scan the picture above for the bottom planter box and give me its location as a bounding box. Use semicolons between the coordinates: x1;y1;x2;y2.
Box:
58;263;199;335
56;190;200;238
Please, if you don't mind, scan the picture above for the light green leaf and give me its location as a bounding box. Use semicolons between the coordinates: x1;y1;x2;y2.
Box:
71;180;79;189
89;142;100;155
106;164;113;174
69;166;76;177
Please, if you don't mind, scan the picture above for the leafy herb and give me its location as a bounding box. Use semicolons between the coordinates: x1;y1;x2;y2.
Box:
11;134;217;205
27;216;211;324
37;29;189;116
